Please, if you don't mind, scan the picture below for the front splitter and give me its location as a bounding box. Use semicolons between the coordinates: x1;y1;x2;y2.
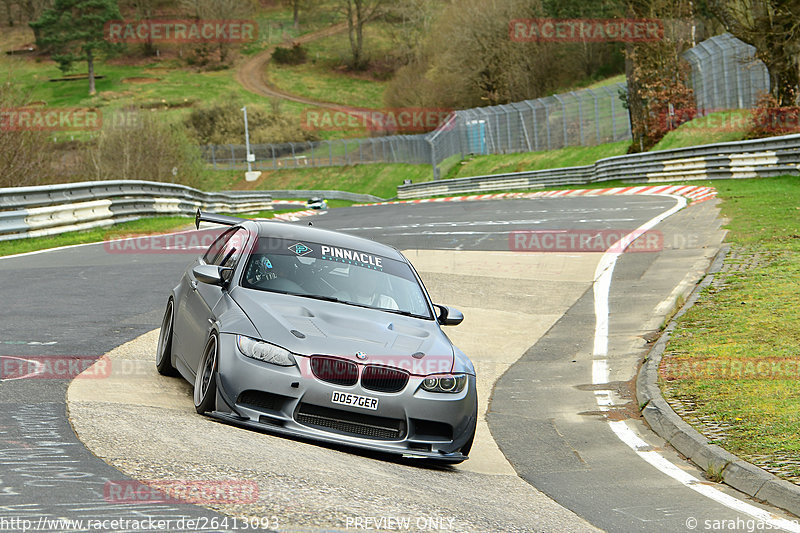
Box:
209;411;469;464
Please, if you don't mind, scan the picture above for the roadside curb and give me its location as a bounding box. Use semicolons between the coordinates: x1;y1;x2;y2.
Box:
353;184;717;207
636;244;800;518
271;209;320;222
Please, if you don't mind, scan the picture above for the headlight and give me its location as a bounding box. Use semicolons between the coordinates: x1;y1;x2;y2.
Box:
236;336;296;367
420;374;467;393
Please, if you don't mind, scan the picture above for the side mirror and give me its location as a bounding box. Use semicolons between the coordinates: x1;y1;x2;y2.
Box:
434;304;464;326
193;265;232;286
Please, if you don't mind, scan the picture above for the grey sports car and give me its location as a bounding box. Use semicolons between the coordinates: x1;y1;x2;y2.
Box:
156;210;477;463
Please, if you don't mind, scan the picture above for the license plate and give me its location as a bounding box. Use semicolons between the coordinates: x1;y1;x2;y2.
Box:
331;391;379;411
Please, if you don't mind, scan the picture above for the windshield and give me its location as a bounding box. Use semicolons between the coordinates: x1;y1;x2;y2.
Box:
241;237;432;319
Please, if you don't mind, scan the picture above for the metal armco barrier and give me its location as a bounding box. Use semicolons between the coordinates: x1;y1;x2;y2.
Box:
0;180;274;241
236;190;384;203
397;134;800;199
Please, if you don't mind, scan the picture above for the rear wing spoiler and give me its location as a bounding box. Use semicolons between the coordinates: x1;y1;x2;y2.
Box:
195;209;247;229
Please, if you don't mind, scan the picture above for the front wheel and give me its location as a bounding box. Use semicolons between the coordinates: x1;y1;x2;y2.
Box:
193;334;218;414
156;299;178;376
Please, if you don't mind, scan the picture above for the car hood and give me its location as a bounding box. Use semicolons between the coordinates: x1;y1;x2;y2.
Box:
231;287;454;375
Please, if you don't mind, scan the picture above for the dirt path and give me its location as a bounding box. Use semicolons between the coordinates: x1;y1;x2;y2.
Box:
235;22;365;112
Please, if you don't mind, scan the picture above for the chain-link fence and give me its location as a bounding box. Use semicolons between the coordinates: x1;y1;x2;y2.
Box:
201;84;630;179
683;32;770;114
203;34;770;180
201;135;431;170
427;83;630;179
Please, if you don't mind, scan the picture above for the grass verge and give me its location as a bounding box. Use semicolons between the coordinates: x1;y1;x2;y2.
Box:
659;176;800;480
222;163;432;199
267;21;396;110
445;141;630;180
0;208;307;258
0;216;193;257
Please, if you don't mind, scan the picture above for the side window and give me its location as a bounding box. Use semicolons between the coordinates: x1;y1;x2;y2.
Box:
203;227;246;267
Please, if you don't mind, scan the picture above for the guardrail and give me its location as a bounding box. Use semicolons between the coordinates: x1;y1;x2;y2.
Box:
236;190;385;203
397;133;800;199
0;180;274;242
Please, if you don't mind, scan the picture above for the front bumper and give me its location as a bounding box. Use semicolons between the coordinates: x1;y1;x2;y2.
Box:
214;334;477;462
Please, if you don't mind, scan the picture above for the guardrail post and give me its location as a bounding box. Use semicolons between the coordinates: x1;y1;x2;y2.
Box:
428;137;438;180
608;86;617;140
526;101;539;151
553;94;568;148
544;102;552;150
570;91;585;146
590;89;600;144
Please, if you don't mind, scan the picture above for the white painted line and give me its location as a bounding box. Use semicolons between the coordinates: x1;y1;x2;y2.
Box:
608;421;800;532
591;195;800;531
0;341;57;346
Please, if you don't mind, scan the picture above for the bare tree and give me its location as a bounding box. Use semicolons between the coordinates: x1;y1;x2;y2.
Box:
387;0;575;108
337;0;383;70
179;0;257;64
82;111;204;187
0;0;54;40
708;0;800;106
383;0;439;65
622;0;696;151
1;0;15;26
284;0;310;30
0;78;50;188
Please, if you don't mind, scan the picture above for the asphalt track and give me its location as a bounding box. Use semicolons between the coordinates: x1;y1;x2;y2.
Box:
1;196;797;532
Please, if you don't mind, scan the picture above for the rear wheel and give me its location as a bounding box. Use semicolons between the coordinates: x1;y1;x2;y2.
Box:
156;299;178;376
193;334;219;414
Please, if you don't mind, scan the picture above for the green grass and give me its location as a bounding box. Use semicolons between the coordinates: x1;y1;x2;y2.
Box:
441;110;754;182
0;215;193;257
3;52;313;138
267;22;394;110
660;175;800;469
652;110;752;151
0;205;318;258
0;4;366;141
215;163;432;199
197;107;765;198
445;141;629;179
585;74;626;89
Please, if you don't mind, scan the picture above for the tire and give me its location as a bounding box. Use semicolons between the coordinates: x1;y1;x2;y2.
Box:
193;334;218;414
156;299;178;376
